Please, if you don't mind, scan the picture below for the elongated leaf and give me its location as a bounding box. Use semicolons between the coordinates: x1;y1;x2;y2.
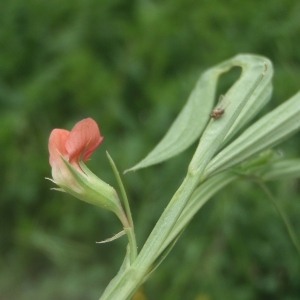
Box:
95;230;126;244
125;70;216;172
204;91;300;177
126;54;272;173
188;55;271;174
262;159;300;181
222;61;273;145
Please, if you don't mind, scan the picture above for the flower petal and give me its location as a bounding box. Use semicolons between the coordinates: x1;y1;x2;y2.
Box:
48;129;70;166
66;118;103;163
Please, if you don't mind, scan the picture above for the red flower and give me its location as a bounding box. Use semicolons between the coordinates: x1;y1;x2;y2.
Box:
47;118;126;222
49;118;103;170
48;118;103;193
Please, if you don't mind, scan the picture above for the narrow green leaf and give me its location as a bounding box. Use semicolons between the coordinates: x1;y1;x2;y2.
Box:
189;54;271;174
126;54;272;173
124;70;216;172
204;91;300;177
262;159;300;181
222;62;273;145
95;230;126;244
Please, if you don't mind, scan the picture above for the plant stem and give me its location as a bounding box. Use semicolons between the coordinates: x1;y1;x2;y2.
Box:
106;151;137;262
257;180;300;255
100;171;200;300
124;227;137;263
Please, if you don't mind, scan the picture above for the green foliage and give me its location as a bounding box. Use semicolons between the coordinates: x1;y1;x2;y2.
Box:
0;0;300;299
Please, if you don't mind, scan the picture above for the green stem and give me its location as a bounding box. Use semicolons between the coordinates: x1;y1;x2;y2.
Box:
124;227;137;263
257;180;300;255
158;172;238;256
133;172;199;268
99;172;200;300
106;151;137;262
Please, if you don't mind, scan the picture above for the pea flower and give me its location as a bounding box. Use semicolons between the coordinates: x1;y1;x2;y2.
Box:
48;118;125;219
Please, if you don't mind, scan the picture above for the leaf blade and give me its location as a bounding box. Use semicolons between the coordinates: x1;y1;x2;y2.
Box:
124;71;217;172
205;91;300;177
126;54;273;173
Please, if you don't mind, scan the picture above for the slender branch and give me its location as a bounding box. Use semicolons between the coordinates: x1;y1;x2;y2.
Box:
256;180;300;255
106;151;137;262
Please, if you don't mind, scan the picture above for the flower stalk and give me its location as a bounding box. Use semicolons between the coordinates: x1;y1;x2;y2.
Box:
106;151;137;263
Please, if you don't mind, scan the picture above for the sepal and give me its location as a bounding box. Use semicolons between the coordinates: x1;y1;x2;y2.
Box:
51;155;124;218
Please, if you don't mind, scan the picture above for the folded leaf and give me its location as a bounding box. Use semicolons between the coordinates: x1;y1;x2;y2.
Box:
188;54;271;175
124;70;216;172
204;91;300;177
126;54;272;173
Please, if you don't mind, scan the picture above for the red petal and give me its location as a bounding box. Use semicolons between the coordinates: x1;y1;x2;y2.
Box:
48;129;70;166
65;118;103;163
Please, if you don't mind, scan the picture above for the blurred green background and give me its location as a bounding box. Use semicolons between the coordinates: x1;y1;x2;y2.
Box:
1;0;300;299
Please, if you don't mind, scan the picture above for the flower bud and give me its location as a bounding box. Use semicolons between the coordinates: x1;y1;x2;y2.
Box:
48;118;124;218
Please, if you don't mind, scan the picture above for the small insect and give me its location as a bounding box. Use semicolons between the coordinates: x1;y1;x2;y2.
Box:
210;107;225;119
210;95;228;119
